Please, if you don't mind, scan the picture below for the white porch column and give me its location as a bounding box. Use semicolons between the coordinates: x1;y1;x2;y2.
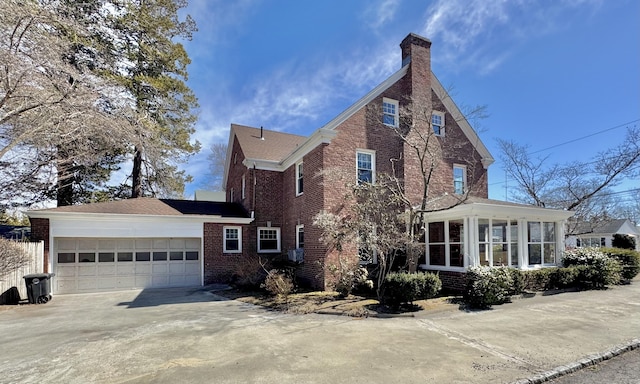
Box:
556;220;566;266
518;219;528;268
466;216;478;268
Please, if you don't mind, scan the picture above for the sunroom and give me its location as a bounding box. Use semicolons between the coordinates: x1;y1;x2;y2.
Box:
419;197;574;273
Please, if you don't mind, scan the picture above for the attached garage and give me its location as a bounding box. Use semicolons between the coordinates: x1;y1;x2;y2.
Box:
28;198;253;295
54;237;202;294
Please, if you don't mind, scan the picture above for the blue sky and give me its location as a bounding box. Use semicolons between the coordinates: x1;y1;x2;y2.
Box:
180;0;639;201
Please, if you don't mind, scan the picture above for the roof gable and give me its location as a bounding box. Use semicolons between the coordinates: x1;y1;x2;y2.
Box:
231;124;306;162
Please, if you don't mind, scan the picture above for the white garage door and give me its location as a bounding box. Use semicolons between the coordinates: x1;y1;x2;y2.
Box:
53;238;201;294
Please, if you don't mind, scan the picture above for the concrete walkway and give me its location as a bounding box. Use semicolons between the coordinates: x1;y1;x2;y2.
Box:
0;280;638;384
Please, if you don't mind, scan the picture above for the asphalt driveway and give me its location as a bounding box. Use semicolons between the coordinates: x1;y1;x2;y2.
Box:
0;282;638;384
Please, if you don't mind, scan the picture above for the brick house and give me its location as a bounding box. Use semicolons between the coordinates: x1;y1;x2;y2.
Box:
221;33;574;290
28;33;573;295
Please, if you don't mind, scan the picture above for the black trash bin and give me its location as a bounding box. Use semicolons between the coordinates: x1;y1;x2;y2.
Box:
24;273;55;304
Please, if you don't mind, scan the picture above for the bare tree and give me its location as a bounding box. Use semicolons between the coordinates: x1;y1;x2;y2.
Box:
499;126;640;234
0;238;31;278
207;142;227;191
314;91;489;298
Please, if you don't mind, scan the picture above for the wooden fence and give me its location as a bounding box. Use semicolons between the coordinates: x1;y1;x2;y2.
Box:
0;241;44;304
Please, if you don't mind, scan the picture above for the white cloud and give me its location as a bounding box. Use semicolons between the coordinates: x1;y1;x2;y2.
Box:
420;0;603;74
363;0;400;31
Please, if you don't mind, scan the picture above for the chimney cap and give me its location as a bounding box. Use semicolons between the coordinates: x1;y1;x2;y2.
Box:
400;33;432;49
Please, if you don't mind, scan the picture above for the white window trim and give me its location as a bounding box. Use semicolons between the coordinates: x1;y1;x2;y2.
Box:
382;97;399;128
424;219;466;271
476;218;519;268
223;226;242;253
295;161;303;196
241;174;246;200
526;221;557;266
258;227;281;253
432;111;445;136
356;149;376;184
453;164;467;195
295;224;304;249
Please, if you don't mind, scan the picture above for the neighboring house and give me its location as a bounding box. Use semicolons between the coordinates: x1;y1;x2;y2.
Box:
566;219;640;251
222;33;573;291
27;33;574;294
0;225;31;240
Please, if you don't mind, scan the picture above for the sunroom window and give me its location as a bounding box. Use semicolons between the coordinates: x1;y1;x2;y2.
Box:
426;220;465;268
527;221;556;265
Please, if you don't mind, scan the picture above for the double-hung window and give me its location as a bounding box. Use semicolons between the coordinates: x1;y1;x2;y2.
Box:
241;175;246;199
426;220;465;268
527;221;556;265
453;165;466;194
258;227;281;253
478;219;519;267
296;162;304;195
432;111;445;136
224;226;242;253
296;224;304;249
382;98;399;127
356;150;375;184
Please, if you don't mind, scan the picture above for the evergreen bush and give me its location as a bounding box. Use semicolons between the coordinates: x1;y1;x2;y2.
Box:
382;272;441;307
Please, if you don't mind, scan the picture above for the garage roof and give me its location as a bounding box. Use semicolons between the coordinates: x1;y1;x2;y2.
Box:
28;198;251;218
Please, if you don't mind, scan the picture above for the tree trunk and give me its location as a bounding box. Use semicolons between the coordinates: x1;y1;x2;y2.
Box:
131;147;142;198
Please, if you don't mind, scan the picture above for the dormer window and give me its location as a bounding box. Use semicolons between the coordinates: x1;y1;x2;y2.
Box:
382;98;398;127
432;111;445;136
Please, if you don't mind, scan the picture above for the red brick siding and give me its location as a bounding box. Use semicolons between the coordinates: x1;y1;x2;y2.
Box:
29;218;50;273
426;270;466;292
203;222;252;283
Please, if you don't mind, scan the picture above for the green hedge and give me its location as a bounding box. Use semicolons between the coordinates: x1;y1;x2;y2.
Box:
382;272;442;307
464;267;514;309
601;247;640;281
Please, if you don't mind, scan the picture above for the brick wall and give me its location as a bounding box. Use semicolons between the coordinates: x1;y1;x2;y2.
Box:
426;270;467;292
29;218;50;273
203;222;253;283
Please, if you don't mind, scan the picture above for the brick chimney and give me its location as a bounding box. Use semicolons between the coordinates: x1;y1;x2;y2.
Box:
400;33;432;107
400;33;434;206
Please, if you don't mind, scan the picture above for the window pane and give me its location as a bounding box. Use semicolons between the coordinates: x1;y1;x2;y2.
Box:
428;222;445;243
510;243;519;266
170;251;183;260
429;244;445;265
528;222;541;242
136;252;151;261
543;244;556;264
449;220;463;242
450;244;464;267
58;253;76;263
528;244;542;265
297;228;304;249
543;222;555;242
225;239;239;251
153;251;167;261
260;239;278;250
185;251;199;260
478;219;490;242
493;244;508;266
117;252;133;262
98;252;114;262
493;220;507;242
79;252;95;263
479;244;489;266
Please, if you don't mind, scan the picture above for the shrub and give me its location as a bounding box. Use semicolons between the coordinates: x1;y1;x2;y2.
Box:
262;269;294;298
464;266;514;309
601;247;640;281
612;234;636;250
325;255;373;297
0;238;31;278
382;272;441;307
563;247;622;288
232;254;266;290
552;267;580;289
